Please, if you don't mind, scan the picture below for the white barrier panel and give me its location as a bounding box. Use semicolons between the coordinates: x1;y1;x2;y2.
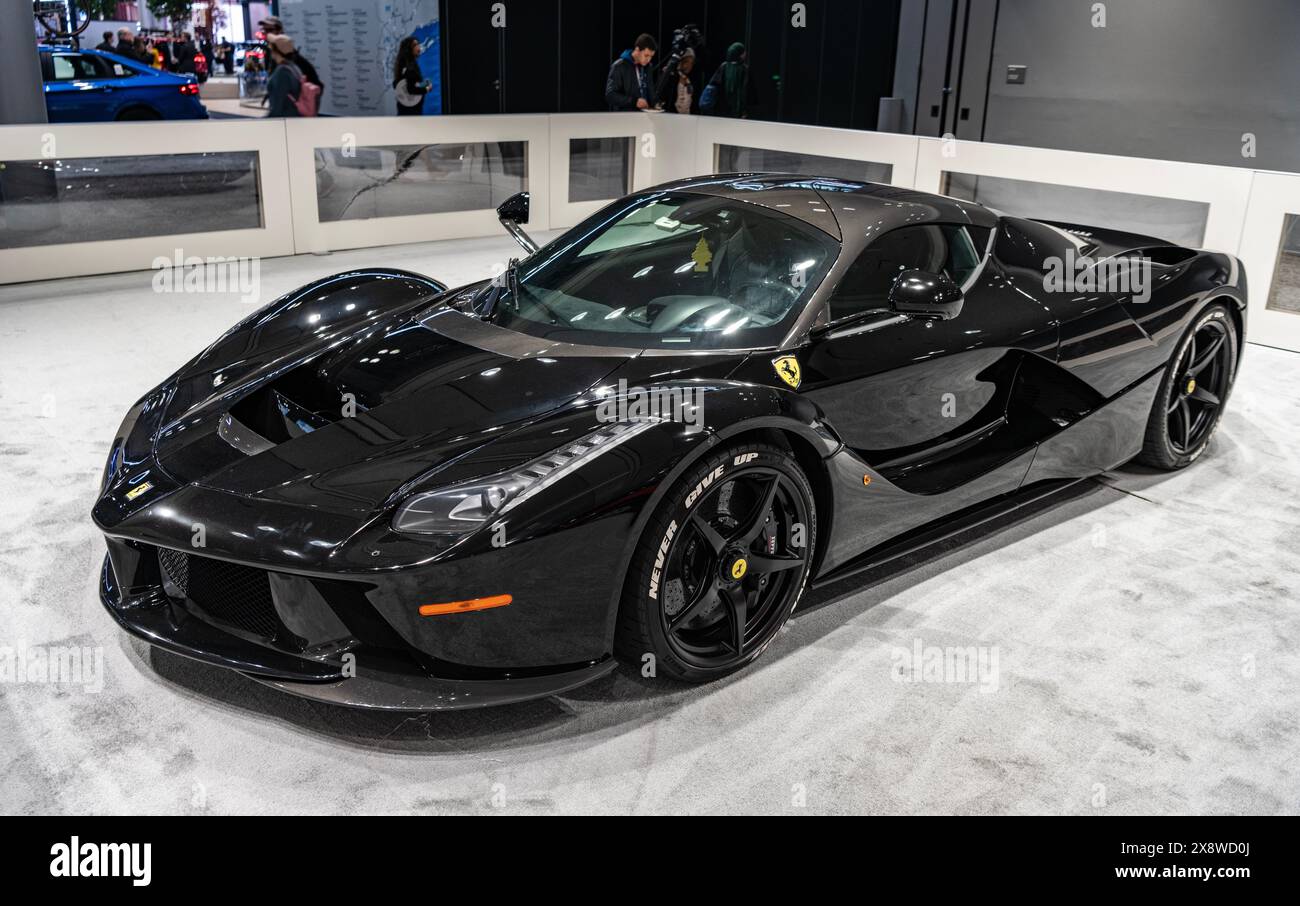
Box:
546;112;655;229
1238;170;1300;351
0;119;295;284
281;113;552;255
2;113;1299;351
692;117;921;187
913;137;1255;254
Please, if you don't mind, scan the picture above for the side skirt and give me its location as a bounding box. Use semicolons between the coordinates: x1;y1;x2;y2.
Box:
811;477;1087;590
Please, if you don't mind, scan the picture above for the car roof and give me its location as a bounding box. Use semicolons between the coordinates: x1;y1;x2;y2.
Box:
651;172;998;248
38;45;192;81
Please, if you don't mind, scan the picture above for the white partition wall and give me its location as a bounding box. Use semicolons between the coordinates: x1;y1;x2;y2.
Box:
0;119;295;284
1237;171;1300;351
913;137;1256;253
546;112;655;229
692;117;921;187
3;113;1300;351
281;113;551;255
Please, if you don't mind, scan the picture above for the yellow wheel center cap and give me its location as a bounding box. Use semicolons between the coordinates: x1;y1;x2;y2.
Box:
730;558;748;580
1186;378;1196;395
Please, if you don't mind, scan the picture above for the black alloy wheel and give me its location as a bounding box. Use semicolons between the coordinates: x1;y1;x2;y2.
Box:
1139;302;1239;469
1166;317;1232;455
618;443;816;683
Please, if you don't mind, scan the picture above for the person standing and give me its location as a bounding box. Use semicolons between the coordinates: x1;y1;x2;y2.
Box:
656;47;697;113
265;35;303;117
115;28;135;58
258;15;285;38
702;42;757;118
605;34;657;111
96;32;115;52
393;37;430;116
175;32;197;75
258;16;285;74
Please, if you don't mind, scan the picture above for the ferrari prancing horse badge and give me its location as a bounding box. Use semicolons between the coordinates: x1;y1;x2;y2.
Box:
772;355;801;389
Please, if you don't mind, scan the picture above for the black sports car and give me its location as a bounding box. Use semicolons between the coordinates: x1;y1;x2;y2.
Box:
94;175;1246;709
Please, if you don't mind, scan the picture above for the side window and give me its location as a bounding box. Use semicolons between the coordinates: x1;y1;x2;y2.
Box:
51;54;111;80
828;223;987;322
51;55;78;80
93;55;129;78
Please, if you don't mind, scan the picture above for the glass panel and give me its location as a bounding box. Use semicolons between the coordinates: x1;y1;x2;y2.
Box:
941;172;1209;249
568;137;632;203
716;145;893;183
0;151;261;249
1266;213;1300;314
314;141;527;222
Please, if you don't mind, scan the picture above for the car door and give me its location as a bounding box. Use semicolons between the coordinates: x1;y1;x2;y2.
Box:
43;52;115;122
801;221;1058;496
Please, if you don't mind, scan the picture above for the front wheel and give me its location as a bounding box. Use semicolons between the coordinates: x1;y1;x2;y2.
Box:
1137;301;1239;469
616;442;816;683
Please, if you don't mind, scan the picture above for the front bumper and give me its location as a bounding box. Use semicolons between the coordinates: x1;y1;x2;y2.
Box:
99;544;617;710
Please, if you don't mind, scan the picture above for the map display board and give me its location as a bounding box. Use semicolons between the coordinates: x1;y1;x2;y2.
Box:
279;0;441;116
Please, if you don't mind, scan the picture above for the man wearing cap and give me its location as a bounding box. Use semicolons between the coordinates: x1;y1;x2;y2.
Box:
258;16;324;110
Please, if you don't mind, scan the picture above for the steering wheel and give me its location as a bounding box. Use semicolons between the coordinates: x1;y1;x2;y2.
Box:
731;279;801;316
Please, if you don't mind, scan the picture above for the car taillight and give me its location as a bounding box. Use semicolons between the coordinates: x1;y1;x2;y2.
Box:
179;83;200;96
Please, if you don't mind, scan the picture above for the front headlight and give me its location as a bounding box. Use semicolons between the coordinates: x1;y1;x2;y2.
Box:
392;419;658;535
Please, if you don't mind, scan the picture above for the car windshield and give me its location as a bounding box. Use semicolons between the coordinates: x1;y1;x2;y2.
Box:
484;191;839;349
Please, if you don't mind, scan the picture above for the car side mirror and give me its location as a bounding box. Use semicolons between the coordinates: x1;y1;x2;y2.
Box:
496;191;538;254
497;191;530;224
888;269;964;320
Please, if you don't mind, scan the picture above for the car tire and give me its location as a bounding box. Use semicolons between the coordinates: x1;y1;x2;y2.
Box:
616;441;816;684
1137;301;1239;470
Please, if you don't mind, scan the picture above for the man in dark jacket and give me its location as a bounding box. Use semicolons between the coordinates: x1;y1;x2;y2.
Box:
605;34;657;110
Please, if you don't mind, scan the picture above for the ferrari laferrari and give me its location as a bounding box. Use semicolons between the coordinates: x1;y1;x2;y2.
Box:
94;175;1246;709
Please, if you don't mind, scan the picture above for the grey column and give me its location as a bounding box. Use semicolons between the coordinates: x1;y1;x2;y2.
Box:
0;0;48;124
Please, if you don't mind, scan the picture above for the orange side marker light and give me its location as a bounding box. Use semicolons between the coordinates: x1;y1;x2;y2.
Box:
419;594;513;617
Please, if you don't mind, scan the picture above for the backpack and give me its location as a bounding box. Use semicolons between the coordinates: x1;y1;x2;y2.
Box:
699;82;718;115
295;78;321;116
700;65;725;115
280;62;320;116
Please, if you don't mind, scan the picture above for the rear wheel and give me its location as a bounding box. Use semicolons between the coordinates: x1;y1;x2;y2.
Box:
1137;301;1238;469
617;442;816;683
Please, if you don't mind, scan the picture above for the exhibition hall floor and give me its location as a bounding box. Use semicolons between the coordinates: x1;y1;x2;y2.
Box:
2;234;1298;815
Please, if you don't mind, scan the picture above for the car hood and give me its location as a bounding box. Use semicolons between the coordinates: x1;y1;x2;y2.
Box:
148;305;745;516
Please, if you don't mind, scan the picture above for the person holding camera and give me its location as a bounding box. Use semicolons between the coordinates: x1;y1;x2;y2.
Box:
605;34;658;111
656;46;697;113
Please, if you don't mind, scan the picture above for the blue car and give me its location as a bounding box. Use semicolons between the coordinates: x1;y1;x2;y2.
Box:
39;45;207;122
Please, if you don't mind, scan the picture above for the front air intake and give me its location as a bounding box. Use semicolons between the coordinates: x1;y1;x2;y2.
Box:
157;548;284;641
